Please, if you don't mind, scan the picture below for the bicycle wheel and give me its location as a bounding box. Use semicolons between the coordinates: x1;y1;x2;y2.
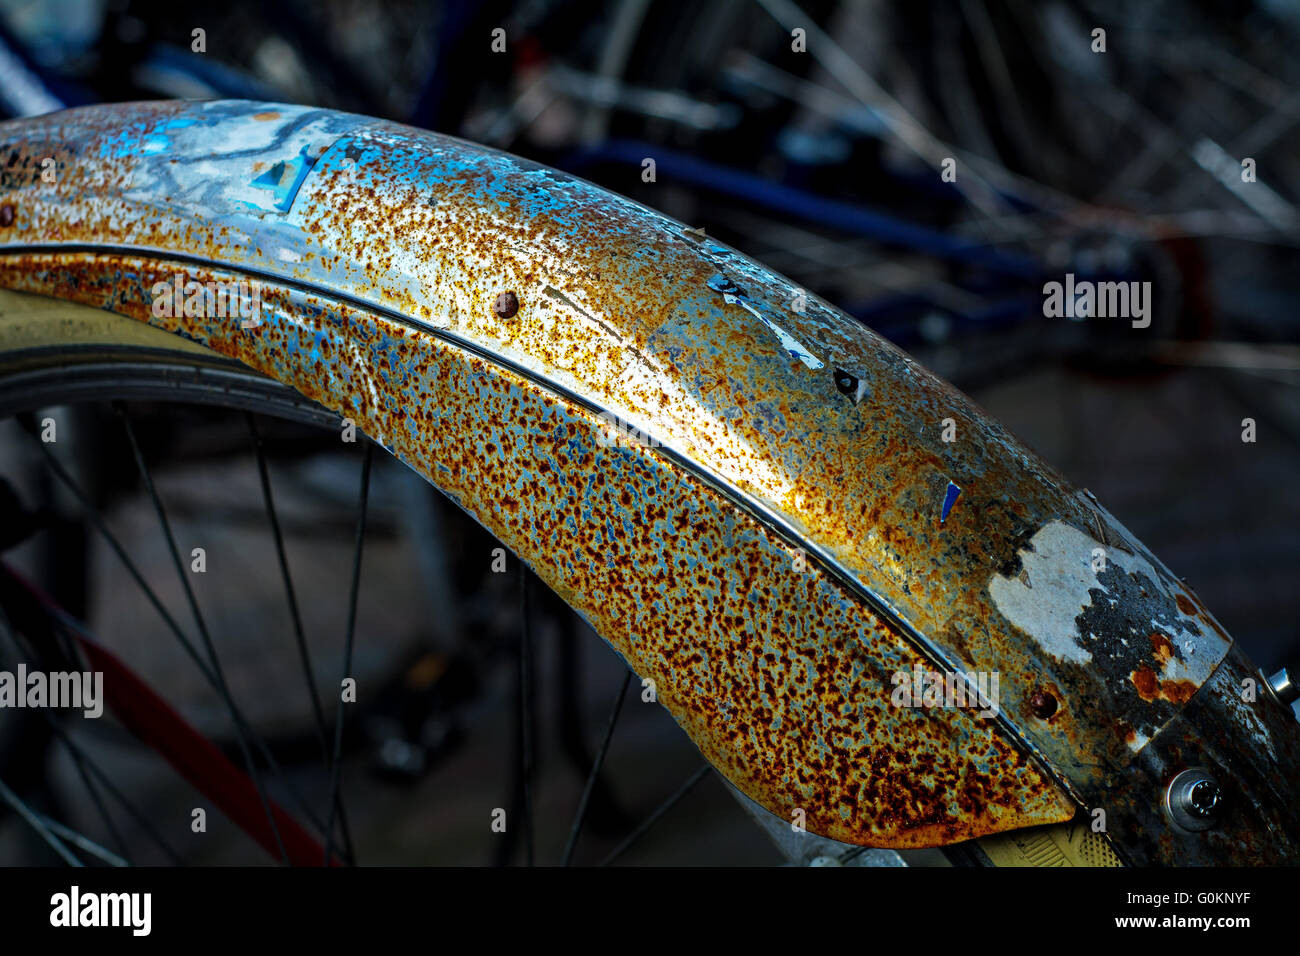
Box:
0;99;1295;865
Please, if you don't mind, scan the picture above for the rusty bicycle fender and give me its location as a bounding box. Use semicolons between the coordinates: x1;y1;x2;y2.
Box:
0;101;1295;862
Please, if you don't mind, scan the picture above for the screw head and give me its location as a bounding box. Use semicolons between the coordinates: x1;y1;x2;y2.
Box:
493;291;519;319
1186;779;1221;818
1029;690;1058;719
0;204;14;227
1166;768;1223;832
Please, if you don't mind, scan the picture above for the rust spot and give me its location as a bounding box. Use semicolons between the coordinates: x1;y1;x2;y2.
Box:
1175;593;1196;615
253;111;282;121
1150;632;1175;664
1132;666;1158;699
1130;666;1197;704
493;290;520;319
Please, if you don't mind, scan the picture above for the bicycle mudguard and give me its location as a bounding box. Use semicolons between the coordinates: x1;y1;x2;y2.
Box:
0;101;1295;862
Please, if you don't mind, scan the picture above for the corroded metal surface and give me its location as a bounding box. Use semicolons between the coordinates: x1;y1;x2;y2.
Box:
0;256;1075;849
0;100;1295;861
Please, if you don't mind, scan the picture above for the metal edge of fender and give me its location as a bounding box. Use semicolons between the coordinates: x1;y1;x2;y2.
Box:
0;100;1296;862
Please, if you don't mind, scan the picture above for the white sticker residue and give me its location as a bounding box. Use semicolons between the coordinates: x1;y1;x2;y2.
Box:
989;520;1229;685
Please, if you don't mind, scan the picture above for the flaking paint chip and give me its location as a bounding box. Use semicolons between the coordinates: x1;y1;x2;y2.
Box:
940;481;961;523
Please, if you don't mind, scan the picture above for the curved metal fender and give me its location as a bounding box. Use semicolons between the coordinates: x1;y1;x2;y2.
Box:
0;101;1295;861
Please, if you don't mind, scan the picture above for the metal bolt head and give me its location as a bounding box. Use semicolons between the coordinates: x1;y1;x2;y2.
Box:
1265;667;1298;705
1166;768;1223;832
0;204;14;227
1029;690;1058;719
493;291;519;319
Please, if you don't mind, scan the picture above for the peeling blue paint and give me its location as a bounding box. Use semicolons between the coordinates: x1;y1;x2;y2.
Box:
941;481;961;523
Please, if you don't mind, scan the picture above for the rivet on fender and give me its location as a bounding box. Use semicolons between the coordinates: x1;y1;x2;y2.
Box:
493;291;520;319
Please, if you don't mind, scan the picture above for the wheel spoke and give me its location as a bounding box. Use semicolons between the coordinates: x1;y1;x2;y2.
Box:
561;669;631;866
323;440;372;866
114;404;289;865
15;602;134;863
596;764;711;867
40;725;181;865
35;814;127;867
21;418;354;853
0;775;82;866
246;413;355;865
0;604;183;863
247;413;329;757
23;420;218;685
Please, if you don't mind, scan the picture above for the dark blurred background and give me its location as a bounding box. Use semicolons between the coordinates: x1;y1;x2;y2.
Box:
0;0;1297;865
